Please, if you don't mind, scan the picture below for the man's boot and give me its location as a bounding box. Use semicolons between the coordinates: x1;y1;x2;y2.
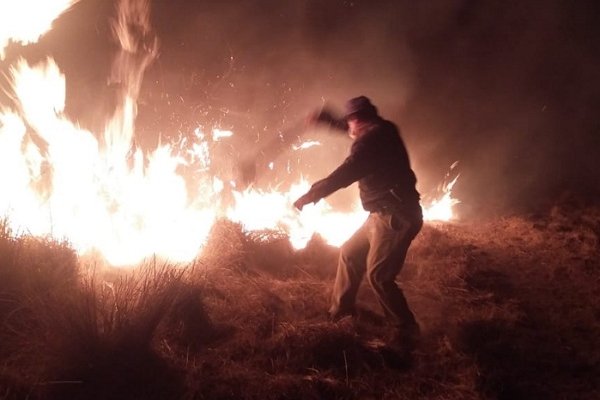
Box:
387;321;421;353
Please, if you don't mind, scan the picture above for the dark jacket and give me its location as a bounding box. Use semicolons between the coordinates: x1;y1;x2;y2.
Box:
306;117;421;215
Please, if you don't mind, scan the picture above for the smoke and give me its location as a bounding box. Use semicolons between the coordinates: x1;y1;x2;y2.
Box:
10;0;599;215
403;0;600;213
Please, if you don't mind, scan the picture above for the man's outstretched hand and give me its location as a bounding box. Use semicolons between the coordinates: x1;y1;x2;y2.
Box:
293;192;315;211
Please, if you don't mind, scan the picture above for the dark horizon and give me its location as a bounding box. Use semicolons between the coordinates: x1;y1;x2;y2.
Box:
2;0;599;216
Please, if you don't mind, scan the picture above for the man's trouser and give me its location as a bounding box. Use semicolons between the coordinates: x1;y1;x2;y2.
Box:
329;209;422;329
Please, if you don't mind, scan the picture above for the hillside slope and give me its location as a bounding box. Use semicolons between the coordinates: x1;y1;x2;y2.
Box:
0;206;598;399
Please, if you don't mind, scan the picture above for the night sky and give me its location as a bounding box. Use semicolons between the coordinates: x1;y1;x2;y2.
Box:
3;0;600;216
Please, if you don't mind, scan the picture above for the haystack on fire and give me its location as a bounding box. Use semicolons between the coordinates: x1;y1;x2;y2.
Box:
0;0;459;267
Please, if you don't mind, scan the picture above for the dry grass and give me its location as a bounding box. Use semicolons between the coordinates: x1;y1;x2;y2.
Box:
0;205;599;399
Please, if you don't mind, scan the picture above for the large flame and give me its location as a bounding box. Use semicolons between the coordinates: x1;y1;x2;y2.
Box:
422;174;460;221
0;0;79;60
0;0;460;267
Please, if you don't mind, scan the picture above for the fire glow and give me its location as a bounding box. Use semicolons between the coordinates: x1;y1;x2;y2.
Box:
0;0;459;267
0;0;79;60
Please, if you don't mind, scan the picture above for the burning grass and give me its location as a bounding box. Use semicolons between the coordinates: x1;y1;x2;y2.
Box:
0;205;599;399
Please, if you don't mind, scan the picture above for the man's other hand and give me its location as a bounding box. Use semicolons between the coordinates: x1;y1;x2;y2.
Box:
307;108;335;126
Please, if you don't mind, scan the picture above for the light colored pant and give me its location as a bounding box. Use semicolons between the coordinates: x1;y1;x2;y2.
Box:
330;210;422;328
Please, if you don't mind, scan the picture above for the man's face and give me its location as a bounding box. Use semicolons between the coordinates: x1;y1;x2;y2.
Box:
347;117;367;140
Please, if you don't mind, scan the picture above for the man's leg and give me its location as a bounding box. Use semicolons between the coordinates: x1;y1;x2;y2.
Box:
329;216;371;319
366;212;421;331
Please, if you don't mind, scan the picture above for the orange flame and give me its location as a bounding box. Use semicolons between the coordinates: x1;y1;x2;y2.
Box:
0;0;460;267
0;0;79;60
422;175;460;221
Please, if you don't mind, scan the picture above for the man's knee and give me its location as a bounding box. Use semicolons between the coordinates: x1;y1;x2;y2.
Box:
367;268;393;293
339;247;362;271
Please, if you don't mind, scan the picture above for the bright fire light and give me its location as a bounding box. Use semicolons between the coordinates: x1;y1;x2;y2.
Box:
0;0;79;60
0;0;460;267
422;175;460;221
292;140;321;151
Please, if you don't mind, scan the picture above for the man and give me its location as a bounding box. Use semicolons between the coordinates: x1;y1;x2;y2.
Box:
293;96;423;349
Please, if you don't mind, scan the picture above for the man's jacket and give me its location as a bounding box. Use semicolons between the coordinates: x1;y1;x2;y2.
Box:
306;117;421;214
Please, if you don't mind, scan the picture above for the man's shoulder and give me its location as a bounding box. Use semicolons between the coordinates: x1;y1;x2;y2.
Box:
352;123;392;152
362;119;400;142
381;119;400;133
366;118;399;134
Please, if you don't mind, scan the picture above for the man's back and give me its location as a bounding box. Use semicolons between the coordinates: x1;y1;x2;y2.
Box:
350;118;420;212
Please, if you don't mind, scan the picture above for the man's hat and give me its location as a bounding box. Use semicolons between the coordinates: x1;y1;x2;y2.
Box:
344;96;378;120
